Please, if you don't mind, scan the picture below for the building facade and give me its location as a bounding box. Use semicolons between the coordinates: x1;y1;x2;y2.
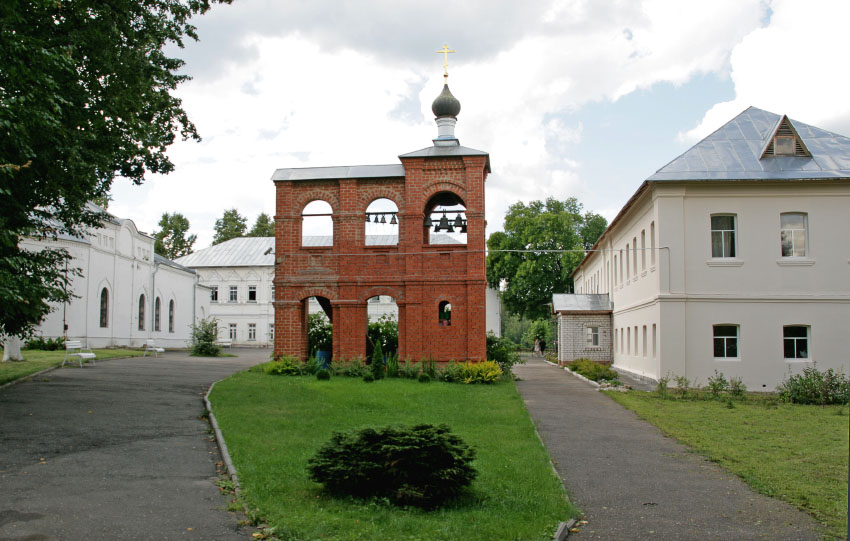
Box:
23;207;208;348
564;107;850;390
272;81;490;362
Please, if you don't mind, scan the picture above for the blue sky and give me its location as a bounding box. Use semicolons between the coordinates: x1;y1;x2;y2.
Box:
108;0;850;247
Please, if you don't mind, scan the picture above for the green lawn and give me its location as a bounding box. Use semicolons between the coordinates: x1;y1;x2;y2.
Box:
606;391;849;539
0;348;145;385
209;373;576;540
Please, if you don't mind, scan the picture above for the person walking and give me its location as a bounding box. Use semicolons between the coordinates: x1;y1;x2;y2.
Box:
539;339;547;358
533;338;540;357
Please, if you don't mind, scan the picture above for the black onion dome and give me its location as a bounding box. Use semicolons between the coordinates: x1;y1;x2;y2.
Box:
431;84;461;118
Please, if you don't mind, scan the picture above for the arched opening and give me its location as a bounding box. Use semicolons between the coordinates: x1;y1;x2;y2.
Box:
168;300;175;333
438;300;452;326
99;288;109;328
301;200;333;247
154;297;161;332
365;198;399;246
138;294;146;331
365;295;398;358
423;192;466;245
307;295;333;362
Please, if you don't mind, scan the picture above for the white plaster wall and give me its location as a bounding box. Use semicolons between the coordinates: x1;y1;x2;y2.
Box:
196;266;276;347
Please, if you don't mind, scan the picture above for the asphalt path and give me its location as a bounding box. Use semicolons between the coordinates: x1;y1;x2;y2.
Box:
0;348;266;541
514;355;822;540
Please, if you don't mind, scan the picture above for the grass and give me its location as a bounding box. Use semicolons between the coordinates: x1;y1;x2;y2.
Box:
606;391;849;539
0;347;145;385
209;373;576;540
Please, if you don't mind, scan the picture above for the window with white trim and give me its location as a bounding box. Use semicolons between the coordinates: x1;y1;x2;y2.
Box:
783;326;809;359
248;323;256;341
711;215;736;258
268;323;274;341
780;213;807;257
640;230;646;271
586;326;599;347
229;323;237;340
229;285;238;303
210;286;218;302
650;221;656;265
248;285;257;302
713;325;738;359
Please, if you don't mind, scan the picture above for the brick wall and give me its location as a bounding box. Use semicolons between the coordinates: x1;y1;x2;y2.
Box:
273;154;488;362
557;313;612;364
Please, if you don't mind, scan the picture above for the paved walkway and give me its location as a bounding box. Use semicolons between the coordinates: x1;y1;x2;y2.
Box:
0;348;266;540
514;355;822;540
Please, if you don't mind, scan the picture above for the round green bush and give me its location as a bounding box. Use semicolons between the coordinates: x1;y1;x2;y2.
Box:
363;373;375;383
316;369;331;380
417;372;431;383
306;424;477;508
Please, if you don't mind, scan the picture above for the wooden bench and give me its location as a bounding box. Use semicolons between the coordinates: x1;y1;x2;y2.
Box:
62;340;96;367
143;339;165;357
215;338;233;348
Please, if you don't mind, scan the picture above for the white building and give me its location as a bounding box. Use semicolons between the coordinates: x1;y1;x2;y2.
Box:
23;206;209;348
561;107;850;391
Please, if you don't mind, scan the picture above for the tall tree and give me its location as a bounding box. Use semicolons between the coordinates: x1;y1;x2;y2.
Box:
486;197;607;320
247;212;275;237
0;0;230;339
154;212;197;259
212;208;247;245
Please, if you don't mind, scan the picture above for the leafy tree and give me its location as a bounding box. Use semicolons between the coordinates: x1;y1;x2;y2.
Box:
248;212;275;237
212;208;247;245
0;0;229;339
486;197;607;320
367;315;398;357
308;313;333;353
154;212;196;259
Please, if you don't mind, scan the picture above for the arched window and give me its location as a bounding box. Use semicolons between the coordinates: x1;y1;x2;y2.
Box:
365;198;399;246
424;192;467;245
138;294;146;331
168;300;175;333
438;301;452;326
99;288;109;328
154;297;161;332
301;200;333;247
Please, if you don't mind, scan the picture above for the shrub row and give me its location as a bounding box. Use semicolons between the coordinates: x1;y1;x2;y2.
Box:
568;358;620;383
23;336;65;351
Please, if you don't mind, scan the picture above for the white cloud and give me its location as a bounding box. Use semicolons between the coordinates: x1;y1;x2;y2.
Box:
682;0;850;142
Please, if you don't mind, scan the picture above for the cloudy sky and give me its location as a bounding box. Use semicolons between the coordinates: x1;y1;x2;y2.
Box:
110;0;850;248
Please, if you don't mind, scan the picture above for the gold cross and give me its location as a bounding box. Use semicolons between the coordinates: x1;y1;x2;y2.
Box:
435;44;455;80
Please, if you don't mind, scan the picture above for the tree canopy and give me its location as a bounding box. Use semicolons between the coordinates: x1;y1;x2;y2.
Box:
248;212;275;237
212;208;247;245
0;0;229;338
486;197;607;320
154;212;197;259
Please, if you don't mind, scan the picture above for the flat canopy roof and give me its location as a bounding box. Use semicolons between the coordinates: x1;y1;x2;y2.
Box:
552;294;612;313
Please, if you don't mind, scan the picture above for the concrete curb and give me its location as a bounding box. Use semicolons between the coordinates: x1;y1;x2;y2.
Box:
203;380;241;491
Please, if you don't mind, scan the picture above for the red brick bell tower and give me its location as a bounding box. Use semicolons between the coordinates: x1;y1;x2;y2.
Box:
272;72;489;363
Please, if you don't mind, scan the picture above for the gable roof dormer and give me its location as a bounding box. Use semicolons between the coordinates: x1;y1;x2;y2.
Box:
760;115;811;158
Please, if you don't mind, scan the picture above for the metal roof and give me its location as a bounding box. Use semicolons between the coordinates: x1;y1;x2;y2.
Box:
175;237;275;268
648;106;850;181
271;164;404;182
154;253;196;274
399;145;491;172
552;294;612;313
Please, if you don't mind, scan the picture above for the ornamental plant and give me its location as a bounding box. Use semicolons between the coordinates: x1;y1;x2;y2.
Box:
306;424;477;508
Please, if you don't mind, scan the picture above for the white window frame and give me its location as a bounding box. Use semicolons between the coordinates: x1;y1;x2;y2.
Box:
713;324;739;360
710;214;737;258
783;325;810;360
268;323;275;341
586;326;600;347
229;285;238;303
780;213;808;258
248;323;256;341
229;323;237;340
210;286;218;303
248;285;257;303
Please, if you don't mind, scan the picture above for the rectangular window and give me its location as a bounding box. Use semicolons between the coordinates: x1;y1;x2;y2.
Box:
586;326;600;347
652;324;656;358
634;326;638;354
269;323;274;341
210;286;218;302
248;285;257;302
783;326;809;359
271;284;275;301
613;256;618;285
229;323;237;340
713;325;739;358
780;213;807;257
248;323;256;341
641;230;646;270
613;328;618;352
711;215;737;258
626;244;630;279
229;286;238;303
619;250;623;283
642;325;647;357
650;221;656;265
626;327;631;354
